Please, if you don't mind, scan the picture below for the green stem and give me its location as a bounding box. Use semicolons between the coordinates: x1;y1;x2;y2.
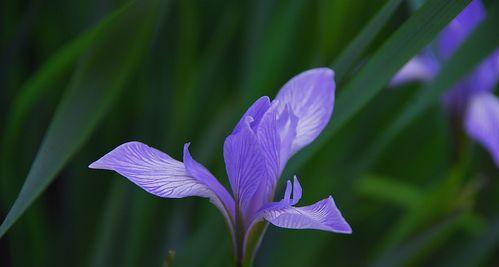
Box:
234;201;245;267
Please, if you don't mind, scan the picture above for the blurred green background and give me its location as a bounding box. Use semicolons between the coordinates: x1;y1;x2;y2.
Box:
1;0;498;266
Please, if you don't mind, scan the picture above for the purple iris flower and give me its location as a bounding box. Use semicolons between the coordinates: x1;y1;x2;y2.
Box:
89;68;351;264
392;0;499;167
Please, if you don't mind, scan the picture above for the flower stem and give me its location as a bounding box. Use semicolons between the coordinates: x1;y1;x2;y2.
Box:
234;201;245;267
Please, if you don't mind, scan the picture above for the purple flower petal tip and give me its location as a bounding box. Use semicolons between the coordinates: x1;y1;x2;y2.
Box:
465;93;499;167
259;194;352;234
390;55;439;86
275;67;335;158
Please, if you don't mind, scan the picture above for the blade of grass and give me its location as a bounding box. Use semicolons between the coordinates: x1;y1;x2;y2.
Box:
0;4;119;266
357;174;423;209
441;215;499;267
88;180;129;267
370;212;472;267
0;9;115;206
283;0;471;179
332;0;404;82
0;0;163;238
375;162;483;257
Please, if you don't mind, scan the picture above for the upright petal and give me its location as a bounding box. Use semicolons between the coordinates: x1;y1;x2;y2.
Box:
283;180;292;203
233;96;271;134
276;104;299;170
438;0;486;60
291;176;302;205
275;68;335;160
276;68;335;159
465;93;499;167
390;54;440;86
224;117;268;216
256;104;280;185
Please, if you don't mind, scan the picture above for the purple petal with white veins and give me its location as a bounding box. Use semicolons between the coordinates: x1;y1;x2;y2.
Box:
244;104;282;220
438;0;486;60
89;142;215;198
250;176;351;233
276;104;299;171
390;54;440;86
89;142;236;233
275;68;335;160
260;197;351;233
224;117;268;220
256;104;280;184
233;96;271;134
465;93;499;167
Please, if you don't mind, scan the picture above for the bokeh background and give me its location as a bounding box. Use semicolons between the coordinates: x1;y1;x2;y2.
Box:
1;0;498;266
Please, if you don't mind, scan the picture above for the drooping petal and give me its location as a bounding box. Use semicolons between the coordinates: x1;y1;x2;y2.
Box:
438;0;486;60
224;117;268;215
89;142;237;234
465;93;499;167
260;196;351;233
249;176;351;234
390;54;439;86
275;68;335;159
89;142;215;198
183;144;235;224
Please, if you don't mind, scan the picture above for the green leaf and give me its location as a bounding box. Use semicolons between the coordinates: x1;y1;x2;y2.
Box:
332;0;404;82
370;212;472;267
88;181;129;267
0;0;163;238
284;0;471;178
357;174;423;209
0;3;118;206
441;215;499;267
376;164;482;256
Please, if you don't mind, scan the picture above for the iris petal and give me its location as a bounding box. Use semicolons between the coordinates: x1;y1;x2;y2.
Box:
438;0;486;59
465;93;499;167
261;197;351;233
89;142;212;198
89;142;236;231
275;68;335;159
390;54;439;86
224;117;268;217
250;176;351;234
